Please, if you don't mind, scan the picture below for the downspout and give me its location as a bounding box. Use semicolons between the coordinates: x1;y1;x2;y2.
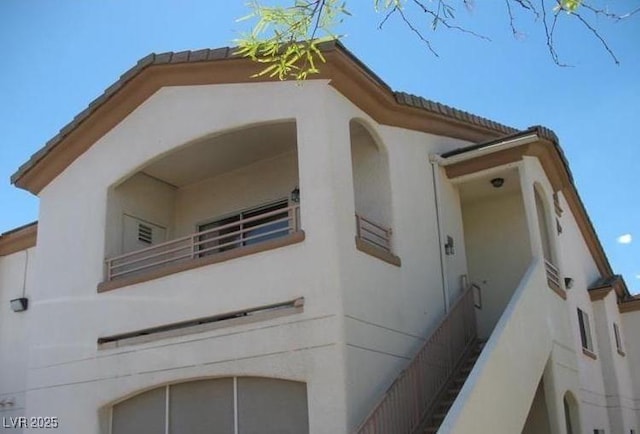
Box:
429;156;450;314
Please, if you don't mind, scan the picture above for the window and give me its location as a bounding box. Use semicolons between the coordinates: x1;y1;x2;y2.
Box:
577;308;594;352
614;323;625;355
198;199;291;257
111;378;308;434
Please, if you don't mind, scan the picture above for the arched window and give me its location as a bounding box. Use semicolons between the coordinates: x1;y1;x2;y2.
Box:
111;377;308;434
350;119;393;252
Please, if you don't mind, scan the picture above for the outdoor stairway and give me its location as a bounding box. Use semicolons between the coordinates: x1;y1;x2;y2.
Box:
354;287;478;434
421;340;486;434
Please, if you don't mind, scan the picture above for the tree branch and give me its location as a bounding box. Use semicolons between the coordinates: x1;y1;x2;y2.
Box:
573;9;620;64
397;6;439;56
411;0;491;40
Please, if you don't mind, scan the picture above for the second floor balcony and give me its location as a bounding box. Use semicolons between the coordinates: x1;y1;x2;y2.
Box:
99;121;303;292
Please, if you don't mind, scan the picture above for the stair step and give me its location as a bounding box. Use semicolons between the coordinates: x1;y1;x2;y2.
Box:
418;340;487;434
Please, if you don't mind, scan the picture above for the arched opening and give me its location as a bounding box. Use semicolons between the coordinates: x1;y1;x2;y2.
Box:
522;377;551;434
103;121;301;282
534;184;561;291
349;119;393;253
534;185;554;263
563;391;580;434
111;377;309;434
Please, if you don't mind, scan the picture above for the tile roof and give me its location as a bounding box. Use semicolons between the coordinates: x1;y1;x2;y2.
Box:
11;41;516;186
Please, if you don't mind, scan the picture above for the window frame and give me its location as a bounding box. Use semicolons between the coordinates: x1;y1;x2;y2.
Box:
614;322;625;356
110;377;309;434
577;308;595;356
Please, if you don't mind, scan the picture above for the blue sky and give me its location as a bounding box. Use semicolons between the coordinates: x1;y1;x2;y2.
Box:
1;1;638;291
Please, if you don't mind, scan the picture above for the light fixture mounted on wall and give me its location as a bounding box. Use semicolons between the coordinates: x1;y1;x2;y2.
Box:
445;235;455;255
0;397;15;407
10;297;28;312
290;187;300;203
564;278;574;290
490;177;505;188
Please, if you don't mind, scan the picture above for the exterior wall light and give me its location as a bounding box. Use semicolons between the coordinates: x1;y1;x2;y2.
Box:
490;178;505;188
291;187;300;203
10;297;28;312
0;397;15;407
445;235;455;255
564;278;574;289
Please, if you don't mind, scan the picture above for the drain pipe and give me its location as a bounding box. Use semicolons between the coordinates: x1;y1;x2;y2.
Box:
429;156;450;314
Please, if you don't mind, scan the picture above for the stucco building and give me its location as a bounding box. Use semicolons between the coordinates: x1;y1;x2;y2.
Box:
1;42;640;433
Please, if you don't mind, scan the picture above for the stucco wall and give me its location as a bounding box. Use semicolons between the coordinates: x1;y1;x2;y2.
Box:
622;310;640;429
27;81;353;433
12;76;634;434
105;172;177;257
0;248;36;433
315;88;474;428
439;167;469;306
592;293;638;433
173;151;298;238
522;157;613;433
349;122;392;228
462;189;531;338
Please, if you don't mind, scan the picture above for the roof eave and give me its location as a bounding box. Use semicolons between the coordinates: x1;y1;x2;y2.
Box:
11;42;514;195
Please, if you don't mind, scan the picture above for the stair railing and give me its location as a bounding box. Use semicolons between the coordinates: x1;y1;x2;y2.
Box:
355;285;478;434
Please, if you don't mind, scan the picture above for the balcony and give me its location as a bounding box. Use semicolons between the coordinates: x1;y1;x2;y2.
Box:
105;203;301;282
354;213;400;266
99;121;302;292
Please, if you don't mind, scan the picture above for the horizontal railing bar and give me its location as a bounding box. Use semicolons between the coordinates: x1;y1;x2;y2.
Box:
360;225;389;241
107;205;299;263
547;274;561;285
192;216;292;247
545;266;559;275
196;207;294;238
111;243;192;269
356;214;390;233
110;252;194;278
112;225;295;278
196;227;292;255
108;236;193;263
360;236;390;251
544;259;559;272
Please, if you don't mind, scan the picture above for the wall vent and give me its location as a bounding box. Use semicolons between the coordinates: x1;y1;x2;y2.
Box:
137;223;153;244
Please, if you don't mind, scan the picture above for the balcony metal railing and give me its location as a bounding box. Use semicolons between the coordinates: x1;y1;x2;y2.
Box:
355;285;478;434
105;204;300;281
544;259;561;289
356;214;392;252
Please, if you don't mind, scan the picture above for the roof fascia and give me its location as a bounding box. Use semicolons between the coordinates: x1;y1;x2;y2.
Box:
440;133;615;280
0;222;37;256
12;45;510;195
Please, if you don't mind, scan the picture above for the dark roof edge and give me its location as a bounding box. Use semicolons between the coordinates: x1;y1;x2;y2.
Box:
589;274;630;300
1;221;38;237
11;41;515;189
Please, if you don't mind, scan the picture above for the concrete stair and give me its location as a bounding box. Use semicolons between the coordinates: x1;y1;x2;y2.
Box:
421;341;486;434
